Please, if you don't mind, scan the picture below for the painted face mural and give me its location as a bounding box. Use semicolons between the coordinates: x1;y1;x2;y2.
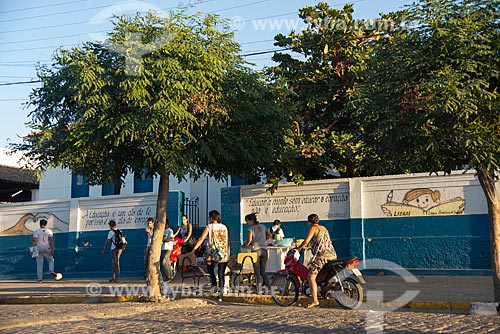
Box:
405;193;440;211
381;188;465;217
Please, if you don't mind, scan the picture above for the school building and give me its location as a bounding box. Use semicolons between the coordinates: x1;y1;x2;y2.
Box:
0;165;493;279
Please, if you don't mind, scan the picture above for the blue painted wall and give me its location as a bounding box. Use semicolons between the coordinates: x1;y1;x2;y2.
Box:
221;187;242;253
349;214;491;270
221;186;492;275
2;186;492;279
0;191;184;279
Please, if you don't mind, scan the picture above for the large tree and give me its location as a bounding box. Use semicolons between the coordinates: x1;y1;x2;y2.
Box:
350;0;500;301
12;11;288;300
266;2;387;183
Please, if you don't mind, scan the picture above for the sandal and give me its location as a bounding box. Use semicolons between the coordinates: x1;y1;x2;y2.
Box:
306;302;320;308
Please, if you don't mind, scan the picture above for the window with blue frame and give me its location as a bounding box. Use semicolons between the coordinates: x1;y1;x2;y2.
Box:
101;182;115;196
231;175;246;186
134;169;153;193
71;174;89;198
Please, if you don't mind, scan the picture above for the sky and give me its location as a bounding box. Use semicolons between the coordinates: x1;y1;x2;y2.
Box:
0;0;413;154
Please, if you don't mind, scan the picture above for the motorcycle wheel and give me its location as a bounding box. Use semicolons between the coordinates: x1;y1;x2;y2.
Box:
270;275;299;307
334;277;363;310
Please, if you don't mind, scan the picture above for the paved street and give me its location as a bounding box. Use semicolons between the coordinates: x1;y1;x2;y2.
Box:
1;299;499;334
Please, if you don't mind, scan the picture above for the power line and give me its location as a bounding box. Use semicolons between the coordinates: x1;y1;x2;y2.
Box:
240;39;275;45
0;30;109;45
0;44;78;53
0;0;91;14
209;0;271;13
0;75;35;79
0;0;216;34
242;48;289;57
0;0;380;69
0;18;98;34
0;80;41;87
0;0;370;40
0;1;142;23
0;60;51;65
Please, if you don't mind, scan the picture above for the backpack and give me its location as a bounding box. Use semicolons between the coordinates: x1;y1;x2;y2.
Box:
113;229;127;249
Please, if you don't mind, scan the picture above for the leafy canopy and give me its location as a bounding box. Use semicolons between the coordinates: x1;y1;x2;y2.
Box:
350;0;500;175
13;11;289;185
266;2;391;181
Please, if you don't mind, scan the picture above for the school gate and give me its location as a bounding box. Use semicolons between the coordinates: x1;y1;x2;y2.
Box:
221;171;493;275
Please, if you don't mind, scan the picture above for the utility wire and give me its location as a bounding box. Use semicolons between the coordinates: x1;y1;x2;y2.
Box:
0;1;142;23
209;0;271;13
0;0;91;14
0;80;41;86
0;31;108;45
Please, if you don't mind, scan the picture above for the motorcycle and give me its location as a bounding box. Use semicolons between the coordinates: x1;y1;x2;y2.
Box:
169;237;184;278
270;249;365;309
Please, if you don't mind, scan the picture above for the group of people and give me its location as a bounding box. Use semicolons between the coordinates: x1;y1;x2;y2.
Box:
31;211;337;308
240;213;336;308
143;214;195;283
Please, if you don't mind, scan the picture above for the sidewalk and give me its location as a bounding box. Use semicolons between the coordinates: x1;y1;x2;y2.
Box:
0;275;496;313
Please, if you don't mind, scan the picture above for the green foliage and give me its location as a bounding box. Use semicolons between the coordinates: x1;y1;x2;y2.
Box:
350;0;500;175
12;11;289;186
266;2;389;181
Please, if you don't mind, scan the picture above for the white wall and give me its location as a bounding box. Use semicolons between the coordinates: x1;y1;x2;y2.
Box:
38;168;72;201
34;167;228;227
190;175;230;227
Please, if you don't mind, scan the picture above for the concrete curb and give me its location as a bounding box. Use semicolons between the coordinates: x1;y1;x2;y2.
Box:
470;302;500;316
0;294;481;314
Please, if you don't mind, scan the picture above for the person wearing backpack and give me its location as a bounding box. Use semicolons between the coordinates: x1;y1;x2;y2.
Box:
102;220;124;282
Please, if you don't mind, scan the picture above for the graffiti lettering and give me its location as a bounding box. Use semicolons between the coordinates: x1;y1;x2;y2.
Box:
272;205;299;214
393;211;411;216
81;205;155;230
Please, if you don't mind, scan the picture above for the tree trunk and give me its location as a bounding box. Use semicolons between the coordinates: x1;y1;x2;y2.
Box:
477;167;500;303
146;173;169;300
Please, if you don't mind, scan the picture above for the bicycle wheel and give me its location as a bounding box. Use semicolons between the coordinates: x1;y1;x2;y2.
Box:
233;274;255;292
270;274;299;306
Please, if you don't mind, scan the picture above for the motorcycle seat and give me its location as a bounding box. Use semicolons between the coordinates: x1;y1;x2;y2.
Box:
328;256;358;266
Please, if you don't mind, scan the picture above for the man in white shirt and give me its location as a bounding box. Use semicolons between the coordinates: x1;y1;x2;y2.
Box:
102;220;122;282
161;219;175;282
30;219;56;283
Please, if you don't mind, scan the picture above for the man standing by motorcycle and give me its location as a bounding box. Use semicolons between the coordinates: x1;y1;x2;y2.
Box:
161;219;175;282
294;213;337;308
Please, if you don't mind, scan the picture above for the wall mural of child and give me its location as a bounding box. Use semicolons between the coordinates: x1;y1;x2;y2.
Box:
381;188;465;217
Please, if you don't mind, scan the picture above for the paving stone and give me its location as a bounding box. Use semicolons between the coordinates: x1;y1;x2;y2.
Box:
1;301;499;334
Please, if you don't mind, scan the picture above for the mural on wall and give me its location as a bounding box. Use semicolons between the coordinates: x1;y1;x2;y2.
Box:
242;192;350;222
0;212;69;236
381;188;465;217
80;205;156;231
